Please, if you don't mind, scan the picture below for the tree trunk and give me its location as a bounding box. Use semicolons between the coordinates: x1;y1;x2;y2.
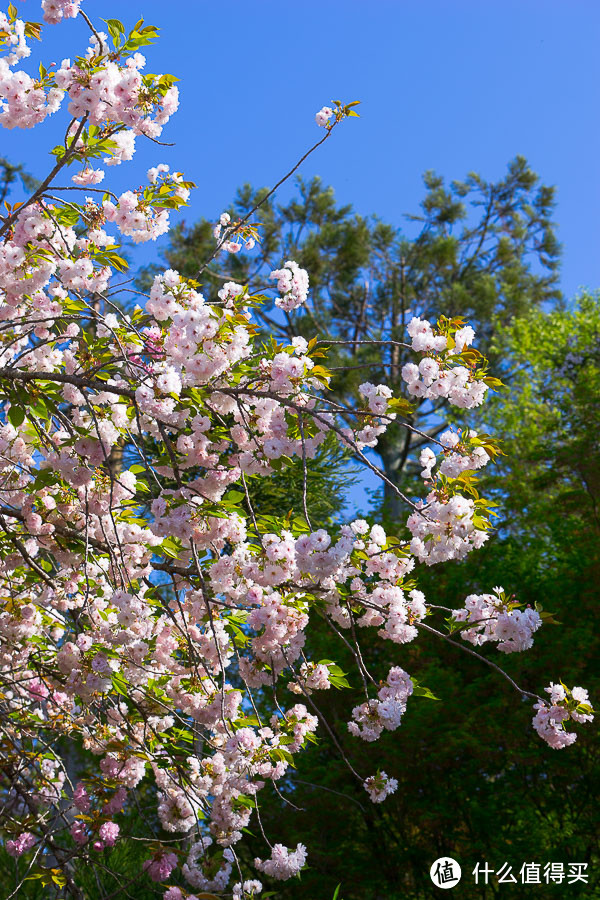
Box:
377;423;413;526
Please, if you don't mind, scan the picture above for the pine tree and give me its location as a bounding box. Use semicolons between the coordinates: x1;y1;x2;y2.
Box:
139;157;561;521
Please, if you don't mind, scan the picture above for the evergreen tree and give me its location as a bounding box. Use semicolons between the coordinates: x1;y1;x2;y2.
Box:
140;157;561;519
0;156;37;204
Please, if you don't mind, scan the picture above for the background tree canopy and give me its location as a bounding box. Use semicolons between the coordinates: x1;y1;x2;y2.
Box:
131;165;600;898
139;155;561;521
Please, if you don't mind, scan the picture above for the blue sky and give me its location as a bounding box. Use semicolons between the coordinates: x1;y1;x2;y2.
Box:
5;0;600;301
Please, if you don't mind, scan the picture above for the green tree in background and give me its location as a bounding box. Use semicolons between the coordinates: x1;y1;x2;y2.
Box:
244;293;600;899
140;156;561;518
485;291;600;536
0;156;38;204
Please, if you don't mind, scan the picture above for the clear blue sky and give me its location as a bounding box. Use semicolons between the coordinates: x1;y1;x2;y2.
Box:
5;0;600;300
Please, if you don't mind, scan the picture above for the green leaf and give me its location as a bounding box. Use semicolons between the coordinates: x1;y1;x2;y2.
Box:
7;405;25;427
160;536;183;559
32;468;58;489
32;397;50;420
387;396;415;417
223;490;245;503
93;249;129;272
102;18;125;48
412;683;441;701
111;672;129;697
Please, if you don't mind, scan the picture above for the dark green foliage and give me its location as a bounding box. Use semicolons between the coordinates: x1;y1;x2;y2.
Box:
244;433;359;528
243;294;600;899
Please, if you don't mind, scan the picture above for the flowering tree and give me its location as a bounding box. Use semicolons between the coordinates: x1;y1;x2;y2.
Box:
0;4;593;898
143;159;561;523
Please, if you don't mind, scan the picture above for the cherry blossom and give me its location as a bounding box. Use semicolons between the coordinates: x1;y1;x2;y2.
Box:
0;4;590;895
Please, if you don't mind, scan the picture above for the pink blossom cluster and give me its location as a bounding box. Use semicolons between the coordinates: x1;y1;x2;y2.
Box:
419;429;490;480
97;821;120;849
315;105;333;127
348;666;413;742
533;684;594;749
218;280;245;307
401;317;489;408
85;165;189;243
349;381;397;449
289;660;333;694
103;190;169;243
233;881;263;900
0;24;179;135
144;851;178;882
213;212;255;253
255;843;307;880
42;0;83;24
359;381;394;415
54;37;179;138
454;587;542;653
0;10;30;64
213;210;231;240
183;838;234;891
6;831;36;857
262;348;317;398
1;14;177;156
0;56;64;129
71;165;105;185
269;260;309;310
68;782;126;850
363;771;398;803
407;492;489;565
